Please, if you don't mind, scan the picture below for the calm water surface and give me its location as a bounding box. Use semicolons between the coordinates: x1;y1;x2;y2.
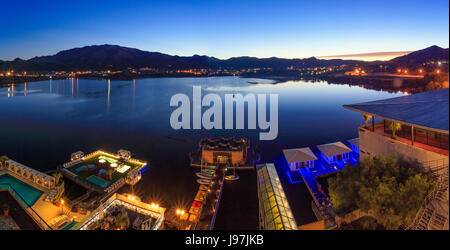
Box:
0;77;403;226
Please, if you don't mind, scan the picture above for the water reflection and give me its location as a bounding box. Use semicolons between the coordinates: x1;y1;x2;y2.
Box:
132;79;136;111
107;79;111;113
0;76;405;222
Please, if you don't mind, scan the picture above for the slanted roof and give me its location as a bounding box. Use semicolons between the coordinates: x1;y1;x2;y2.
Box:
347;138;359;148
317;141;352;157
343;88;449;133
6;159;54;181
256;163;297;230
283;147;317;163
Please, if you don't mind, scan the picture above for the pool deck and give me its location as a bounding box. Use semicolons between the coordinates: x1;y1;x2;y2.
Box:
0;170;87;229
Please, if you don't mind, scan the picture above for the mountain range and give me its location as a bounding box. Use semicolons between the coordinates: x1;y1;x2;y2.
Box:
0;45;448;72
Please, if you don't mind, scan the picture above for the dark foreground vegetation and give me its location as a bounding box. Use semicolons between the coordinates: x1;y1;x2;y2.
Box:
328;155;436;229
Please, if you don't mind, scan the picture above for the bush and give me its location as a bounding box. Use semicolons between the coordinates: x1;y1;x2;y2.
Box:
0;155;9;163
328;155;436;229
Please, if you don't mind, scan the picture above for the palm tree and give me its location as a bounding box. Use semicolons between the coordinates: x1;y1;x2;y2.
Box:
53;172;62;186
114;212;130;230
362;114;372;128
390;121;402;139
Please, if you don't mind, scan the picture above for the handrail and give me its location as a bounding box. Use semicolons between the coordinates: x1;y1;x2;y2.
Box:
0;182;53;230
405;168;449;230
209;175;225;230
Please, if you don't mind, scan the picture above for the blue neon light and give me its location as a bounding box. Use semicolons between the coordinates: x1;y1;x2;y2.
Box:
286;170;303;184
139;164;149;174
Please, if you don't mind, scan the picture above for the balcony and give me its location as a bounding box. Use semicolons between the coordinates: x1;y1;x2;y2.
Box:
360;121;449;156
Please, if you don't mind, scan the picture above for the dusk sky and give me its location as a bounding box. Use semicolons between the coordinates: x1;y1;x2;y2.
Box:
1;0;449;60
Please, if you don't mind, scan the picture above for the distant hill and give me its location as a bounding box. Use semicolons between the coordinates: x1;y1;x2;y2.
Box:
1;44;361;72
0;44;448;72
389;45;449;67
29;44;222;70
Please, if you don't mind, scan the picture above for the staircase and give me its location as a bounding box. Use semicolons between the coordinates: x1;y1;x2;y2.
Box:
408;168;449;230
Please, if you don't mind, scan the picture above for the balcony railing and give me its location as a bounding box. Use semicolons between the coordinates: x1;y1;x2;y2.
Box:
360;123;449;156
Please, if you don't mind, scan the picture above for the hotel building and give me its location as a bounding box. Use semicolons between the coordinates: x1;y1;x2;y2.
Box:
344;88;449;230
344;88;449;175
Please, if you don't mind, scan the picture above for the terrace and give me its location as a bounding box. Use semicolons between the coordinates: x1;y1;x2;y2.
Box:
60;150;147;194
361;121;449;156
344;88;449;159
76;193;165;230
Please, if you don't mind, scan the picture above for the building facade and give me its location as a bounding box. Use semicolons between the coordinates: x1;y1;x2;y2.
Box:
344;88;449;175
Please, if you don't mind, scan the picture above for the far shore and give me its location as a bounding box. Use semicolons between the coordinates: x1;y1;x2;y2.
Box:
1;73;445;94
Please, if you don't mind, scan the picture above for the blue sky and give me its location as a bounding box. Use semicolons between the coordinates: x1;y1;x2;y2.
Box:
0;0;448;60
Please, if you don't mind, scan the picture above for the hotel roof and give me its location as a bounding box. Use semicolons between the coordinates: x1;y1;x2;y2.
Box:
200;137;248;152
6;159;54;181
343;88;449;133
317;141;352;157
347;138;359;148
283;147;317;163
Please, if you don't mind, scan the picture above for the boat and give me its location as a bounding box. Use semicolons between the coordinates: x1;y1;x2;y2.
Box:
195;172;214;179
196;179;211;185
224;175;239;181
205;165;216;170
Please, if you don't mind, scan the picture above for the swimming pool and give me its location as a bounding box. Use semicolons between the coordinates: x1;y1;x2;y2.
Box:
0;174;44;207
86;175;110;188
62;220;78;230
75;166;85;172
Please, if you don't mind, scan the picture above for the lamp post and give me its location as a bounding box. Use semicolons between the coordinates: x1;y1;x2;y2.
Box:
61;199;64;214
176;209;185;230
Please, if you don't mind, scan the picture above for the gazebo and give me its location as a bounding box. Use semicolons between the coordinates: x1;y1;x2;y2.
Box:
317;141;352;166
283;147;318;171
117;149;131;160
71;151;84;161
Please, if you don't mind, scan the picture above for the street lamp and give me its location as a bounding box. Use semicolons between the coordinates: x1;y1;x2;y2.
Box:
61;199;64;214
176;209;185;230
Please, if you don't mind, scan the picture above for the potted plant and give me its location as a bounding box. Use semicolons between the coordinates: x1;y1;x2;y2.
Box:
362;114;372;129
390;121;402;139
3;203;10;216
53;196;62;207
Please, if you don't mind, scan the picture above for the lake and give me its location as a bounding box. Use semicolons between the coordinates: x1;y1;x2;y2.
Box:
0;76;403;226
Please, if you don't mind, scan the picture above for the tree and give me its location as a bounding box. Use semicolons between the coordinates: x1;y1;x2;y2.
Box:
390;121;402;139
327;155;435;229
53;172;62;186
362;114;372;128
0;155;9;163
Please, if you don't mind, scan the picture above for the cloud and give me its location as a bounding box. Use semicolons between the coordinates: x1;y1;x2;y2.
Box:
318;51;412;61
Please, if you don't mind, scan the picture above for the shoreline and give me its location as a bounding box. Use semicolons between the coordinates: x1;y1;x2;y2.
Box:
1;73;443;94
